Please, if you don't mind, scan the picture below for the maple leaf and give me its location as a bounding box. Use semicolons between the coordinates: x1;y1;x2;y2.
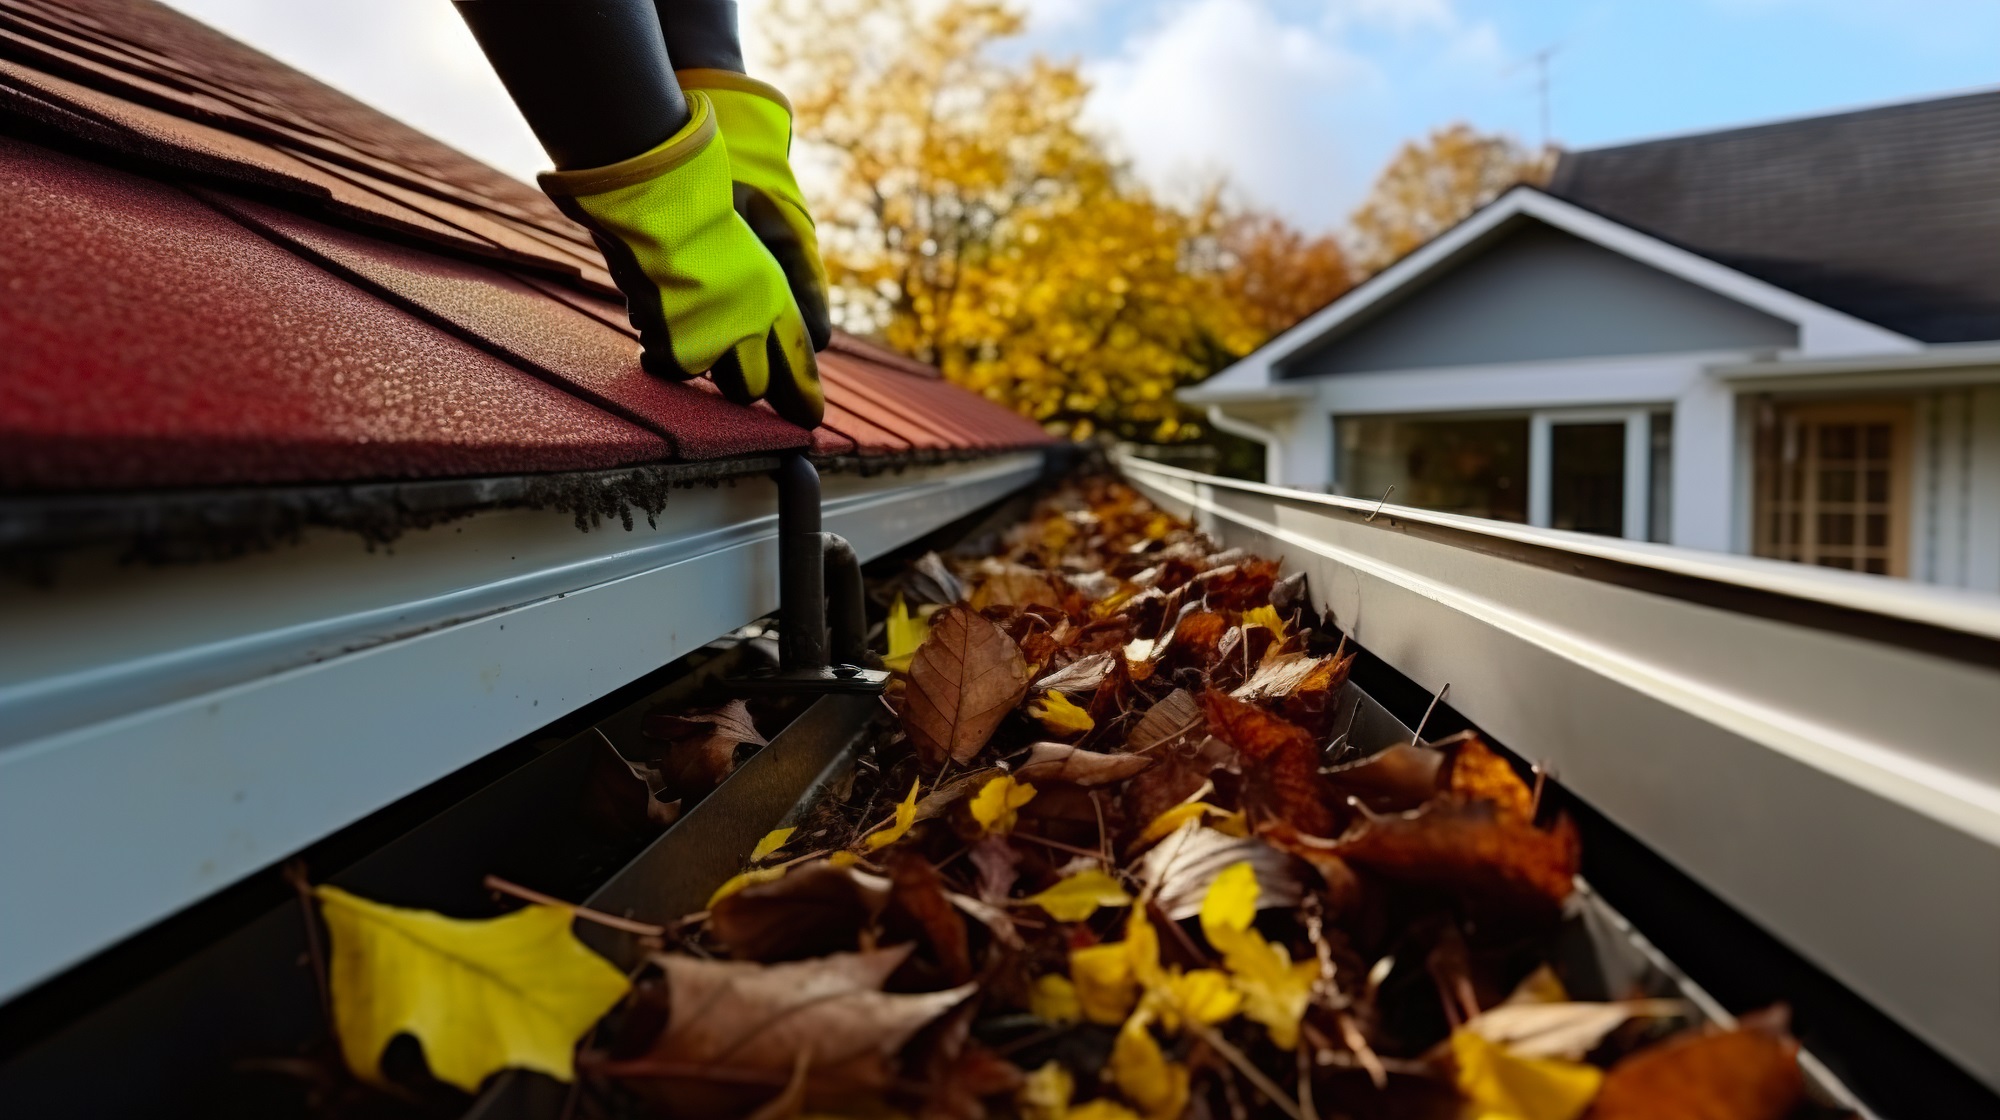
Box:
314;886;629;1092
969;774;1038;834
1021;868;1132;921
1449;1028;1603;1120
1588;1023;1804;1120
862;778;922;851
591;945;973;1113
1015;742;1156;787
1197;863;1318;1050
1028;689;1096;737
903;605;1031;767
884;595;930;673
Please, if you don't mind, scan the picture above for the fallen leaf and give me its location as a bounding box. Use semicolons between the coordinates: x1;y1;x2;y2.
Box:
1197;863;1317;1049
644;699;768;789
1135;801;1228;846
1015;742;1156;787
1021;869;1133;921
1028;689;1097;737
1230;651;1329;703
1201;690;1342;838
971;561;1063;611
592;945;974;1111
1162;611;1229;669
1443;733;1536;825
1019;1060;1076;1120
1125;689;1202;754
1030;974;1082;1024
863;778;922;851
1153;968;1242;1032
969;775;1038;835
886;848;973;983
1324;742;1446;814
885;595;930;673
915;767;1003;822
1070;940;1139;1025
752;827;797;862
1068;1101;1144;1120
710;866;789;908
1335;799;1581;920
903;605;1031;767
1139;823;1304;921
908;551;967;605
969;833;1022;904
1109;1013;1190;1120
710;862;890;962
1588;1024;1804;1120
1242;604;1287;639
1466;999;1689;1061
1450;1028;1603;1120
315;886;629;1092
1036;651;1118;695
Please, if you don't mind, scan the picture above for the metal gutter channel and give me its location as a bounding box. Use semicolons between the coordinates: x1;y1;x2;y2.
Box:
0;453;1043;1005
1117;452;2000;1093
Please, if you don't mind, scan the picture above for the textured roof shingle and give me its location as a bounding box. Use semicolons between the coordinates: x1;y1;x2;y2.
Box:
1549;88;2000;343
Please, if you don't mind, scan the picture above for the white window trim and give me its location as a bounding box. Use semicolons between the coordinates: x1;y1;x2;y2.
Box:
1528;408;1655;540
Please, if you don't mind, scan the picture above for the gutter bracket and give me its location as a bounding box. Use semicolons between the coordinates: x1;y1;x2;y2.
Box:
728;454;889;695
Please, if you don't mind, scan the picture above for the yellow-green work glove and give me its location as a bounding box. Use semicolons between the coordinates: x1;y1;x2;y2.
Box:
676;69;833;352
539;91;823;427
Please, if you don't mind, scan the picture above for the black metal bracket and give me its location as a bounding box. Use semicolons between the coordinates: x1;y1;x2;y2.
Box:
727;454;889;694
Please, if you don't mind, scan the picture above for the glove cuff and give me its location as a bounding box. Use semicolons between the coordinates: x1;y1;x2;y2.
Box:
538;92;717;197
675;68;793;116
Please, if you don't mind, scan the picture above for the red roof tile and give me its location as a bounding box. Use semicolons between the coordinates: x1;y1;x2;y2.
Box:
0;0;1052;492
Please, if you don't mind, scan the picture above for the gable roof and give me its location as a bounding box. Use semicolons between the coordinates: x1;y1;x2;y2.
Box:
1550;88;2000;344
1183;186;1915;404
0;0;1048;493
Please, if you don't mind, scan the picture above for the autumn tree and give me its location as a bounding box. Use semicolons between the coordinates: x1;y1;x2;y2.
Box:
1347;124;1555;277
1216;212;1353;341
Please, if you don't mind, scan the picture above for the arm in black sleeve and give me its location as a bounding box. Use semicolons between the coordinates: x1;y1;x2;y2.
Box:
453;0;691;171
653;0;746;73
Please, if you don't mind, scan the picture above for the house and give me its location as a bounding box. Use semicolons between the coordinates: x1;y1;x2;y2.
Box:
1185;89;2000;589
0;0;1048;1013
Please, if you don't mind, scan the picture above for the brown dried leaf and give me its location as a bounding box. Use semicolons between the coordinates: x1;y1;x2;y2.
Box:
970;562;1063;612
1325;743;1445;814
1125;689;1203;754
1335;799;1581;920
1034;651;1116;696
886;850;974;984
1014;742;1156;787
909;551;967;605
915;767;1004;822
1589;1022;1804;1120
1201;689;1342;837
968;834;1021;905
1440;732;1535;825
1276;649;1355;738
644;699;768;788
594;946;973;1112
1139;824;1305;921
710;862;890;962
903;606;1031;767
1163;611;1230;669
1231;651;1329;702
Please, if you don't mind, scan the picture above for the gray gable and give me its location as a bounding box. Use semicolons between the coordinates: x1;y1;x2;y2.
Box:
1550;89;2000;343
1280;219;1797;379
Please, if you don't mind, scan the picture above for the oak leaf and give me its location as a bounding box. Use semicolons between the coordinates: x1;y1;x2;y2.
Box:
314;886;629;1092
903;605;1031;767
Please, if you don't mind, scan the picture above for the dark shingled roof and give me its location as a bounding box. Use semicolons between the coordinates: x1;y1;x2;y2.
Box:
1549;88;2000;344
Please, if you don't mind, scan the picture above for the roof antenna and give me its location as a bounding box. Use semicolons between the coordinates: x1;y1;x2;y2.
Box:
1507;44;1562;149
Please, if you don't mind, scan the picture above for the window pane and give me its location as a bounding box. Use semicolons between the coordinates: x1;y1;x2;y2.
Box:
1551;423;1626;536
1648;411;1673;543
1335;415;1528;522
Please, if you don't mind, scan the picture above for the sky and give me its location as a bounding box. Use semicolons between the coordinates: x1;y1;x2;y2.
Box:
159;0;2000;233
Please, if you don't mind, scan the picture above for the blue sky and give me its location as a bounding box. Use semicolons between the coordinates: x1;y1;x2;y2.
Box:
161;0;1999;231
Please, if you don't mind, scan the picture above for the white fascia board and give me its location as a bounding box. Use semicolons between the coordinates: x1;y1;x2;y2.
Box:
1712;342;2000;381
0;454;1041;1003
1118;452;2000;1089
1176;379;1310;406
1308;350;1727;416
1182;188;1921;399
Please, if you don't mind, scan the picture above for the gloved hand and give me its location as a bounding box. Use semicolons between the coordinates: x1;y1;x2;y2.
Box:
539;91;823;427
675;69;833;352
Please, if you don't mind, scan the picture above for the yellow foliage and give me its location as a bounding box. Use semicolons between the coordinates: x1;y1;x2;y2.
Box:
969;774;1037;834
751;826;796;862
314;886;629;1092
1028;689;1096;737
708;865;788;908
1154;968;1241;1032
1199;862;1318;1049
1023;868;1132;921
863;778;923;851
885;595;928;673
1241;605;1286;639
1136;802;1234;845
1019;1060;1076;1120
1349;123;1556;277
1450;1029;1604;1120
1068;941;1138;1025
1109;1013;1191;1120
1066;1102;1144;1120
1029;973;1082;1024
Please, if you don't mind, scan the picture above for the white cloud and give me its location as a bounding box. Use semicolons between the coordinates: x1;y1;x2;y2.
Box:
159;0;546;182
1338;0;1459;35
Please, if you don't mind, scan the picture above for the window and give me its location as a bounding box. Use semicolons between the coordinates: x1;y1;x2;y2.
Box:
1549;422;1627;535
1335;415;1529;522
1753;401;1909;576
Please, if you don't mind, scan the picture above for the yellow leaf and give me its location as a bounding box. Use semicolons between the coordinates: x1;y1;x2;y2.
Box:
863;778;922;851
1067;1102;1144;1120
1122;905;1165;991
1023;869;1132;921
828;850;861;869
1213;810;1249;838
1450;1029;1604;1120
1029;973;1082;1024
1242;605;1286;638
314;886;629;1092
751;826;796;862
1028;689;1095;737
1199;862;1316;1049
1136;801;1229;844
969;774;1038;835
885;595;929;673
1109;1013;1190;1120
1019;1060;1075;1120
1069;941;1138;1025
1155;968;1241;1031
708;865;788;908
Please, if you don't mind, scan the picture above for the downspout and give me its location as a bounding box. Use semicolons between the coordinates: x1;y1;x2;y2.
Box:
1205;405;1284;486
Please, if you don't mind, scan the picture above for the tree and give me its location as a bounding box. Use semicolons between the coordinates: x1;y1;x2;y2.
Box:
1217;212;1353;341
1346;124;1555;277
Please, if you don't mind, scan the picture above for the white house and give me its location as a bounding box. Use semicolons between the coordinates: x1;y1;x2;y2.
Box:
1184;90;2000;589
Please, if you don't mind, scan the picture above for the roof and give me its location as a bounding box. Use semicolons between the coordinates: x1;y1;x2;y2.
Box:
1550;87;2000;344
0;0;1048;495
